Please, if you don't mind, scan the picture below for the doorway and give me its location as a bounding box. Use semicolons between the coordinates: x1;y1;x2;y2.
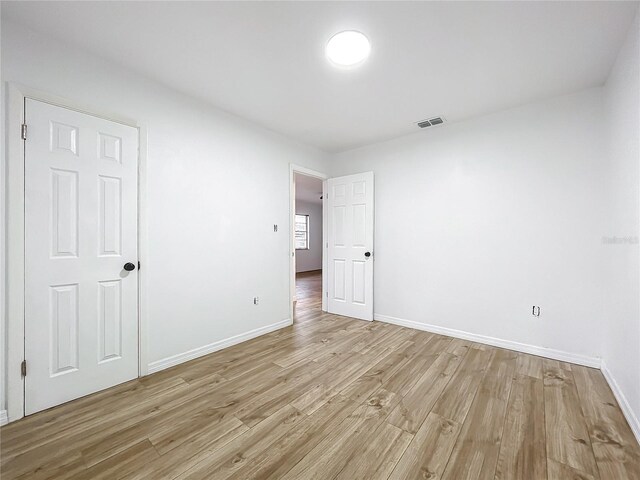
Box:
292;171;325;320
288;166;375;324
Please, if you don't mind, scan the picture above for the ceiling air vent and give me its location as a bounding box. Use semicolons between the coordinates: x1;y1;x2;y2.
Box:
416;117;445;128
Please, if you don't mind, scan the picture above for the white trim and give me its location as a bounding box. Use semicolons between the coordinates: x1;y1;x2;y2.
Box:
322;179;327;312
0;410;8;426
6;83;26;423
5;83;148;422
601;360;640;445
148;318;292;374
8;83;139;127
290;164;329;180
137;123;149;376
374;313;601;368
289;164;328;322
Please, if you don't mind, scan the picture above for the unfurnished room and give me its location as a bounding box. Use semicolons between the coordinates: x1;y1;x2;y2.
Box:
1;1;639;479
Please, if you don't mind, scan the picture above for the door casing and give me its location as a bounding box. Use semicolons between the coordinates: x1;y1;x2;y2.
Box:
4;83;149;423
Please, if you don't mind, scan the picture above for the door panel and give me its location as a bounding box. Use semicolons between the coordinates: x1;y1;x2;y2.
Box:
98;279;123;363
51;168;79;257
334;259;346;301
25;99;139;415
98;175;122;256
327;172;374;321
49;284;80;375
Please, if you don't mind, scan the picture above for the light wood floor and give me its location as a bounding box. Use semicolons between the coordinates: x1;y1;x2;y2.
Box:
2;271;639;479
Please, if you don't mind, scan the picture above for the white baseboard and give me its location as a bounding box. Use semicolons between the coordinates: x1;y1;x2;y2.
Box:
148;318;292;374
374;314;601;368
601;360;640;445
0;410;8;426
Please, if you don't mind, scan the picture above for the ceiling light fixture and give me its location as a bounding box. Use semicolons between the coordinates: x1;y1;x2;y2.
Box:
326;30;371;68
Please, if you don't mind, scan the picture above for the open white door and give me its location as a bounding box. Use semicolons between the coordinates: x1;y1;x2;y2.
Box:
327;172;374;321
24;99;139;414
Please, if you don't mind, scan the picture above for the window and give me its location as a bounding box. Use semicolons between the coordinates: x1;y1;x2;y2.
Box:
295;214;310;250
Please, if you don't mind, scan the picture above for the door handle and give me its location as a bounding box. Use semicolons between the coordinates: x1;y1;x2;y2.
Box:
364;252;372;258
123;262;136;271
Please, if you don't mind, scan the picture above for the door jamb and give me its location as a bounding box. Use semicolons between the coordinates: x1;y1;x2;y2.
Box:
4;83;149;423
289;164;328;322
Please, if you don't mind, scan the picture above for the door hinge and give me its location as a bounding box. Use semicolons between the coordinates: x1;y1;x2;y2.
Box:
138;261;141;270
21;124;27;140
21;360;27;377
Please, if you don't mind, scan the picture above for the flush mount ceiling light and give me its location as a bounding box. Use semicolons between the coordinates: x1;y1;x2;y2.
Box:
326;30;371;68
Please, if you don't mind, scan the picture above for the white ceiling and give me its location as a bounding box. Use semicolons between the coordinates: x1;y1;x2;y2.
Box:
3;1;637;152
295;174;323;205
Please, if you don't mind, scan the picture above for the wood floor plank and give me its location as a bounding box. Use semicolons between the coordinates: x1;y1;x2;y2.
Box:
278;389;401;480
225;394;359;480
232;359;326;427
547;457;596;480
441;348;517;480
149;409;247;456
289;350;379;415
572;365;640;479
543;359;601;479
431;346;494;424
7;452;86;480
333;421;413;480
339;339;417;402
389;412;461;480
515;352;544;380
387;351;465;434
174;404;305;480
383;335;451;397
124;416;249;479
0;374;190;459
494;373;547;480
0;376;201;478
446;338;473;357
72;439;160;480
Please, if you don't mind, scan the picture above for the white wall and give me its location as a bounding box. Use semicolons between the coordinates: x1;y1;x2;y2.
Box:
0;20;329;412
603;10;640;439
330;88;608;363
295;200;322;273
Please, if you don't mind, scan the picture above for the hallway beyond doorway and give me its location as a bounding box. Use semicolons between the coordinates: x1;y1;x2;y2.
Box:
294;270;322;322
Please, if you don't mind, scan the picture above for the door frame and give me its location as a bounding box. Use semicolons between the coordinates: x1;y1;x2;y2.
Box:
4;83;149;423
289;164;328;321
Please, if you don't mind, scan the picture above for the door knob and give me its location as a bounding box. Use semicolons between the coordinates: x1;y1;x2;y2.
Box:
364;252;371;258
123;262;136;271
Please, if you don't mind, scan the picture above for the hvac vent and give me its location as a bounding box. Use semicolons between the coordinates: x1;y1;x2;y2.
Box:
417;117;445;128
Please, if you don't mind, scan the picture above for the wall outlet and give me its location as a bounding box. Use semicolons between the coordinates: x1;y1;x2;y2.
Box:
253;297;259;305
532;306;541;317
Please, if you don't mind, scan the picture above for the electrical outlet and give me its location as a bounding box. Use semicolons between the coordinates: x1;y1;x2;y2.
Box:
253;297;259;305
532;306;541;317
273;225;278;232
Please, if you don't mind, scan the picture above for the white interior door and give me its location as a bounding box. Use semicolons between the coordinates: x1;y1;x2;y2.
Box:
24;99;139;414
327;172;374;321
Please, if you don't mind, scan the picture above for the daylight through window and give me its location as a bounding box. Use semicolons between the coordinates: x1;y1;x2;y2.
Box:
295;214;309;250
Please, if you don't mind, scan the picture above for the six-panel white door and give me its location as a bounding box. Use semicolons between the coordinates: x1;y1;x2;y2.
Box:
24;99;139;414
327;172;374;321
